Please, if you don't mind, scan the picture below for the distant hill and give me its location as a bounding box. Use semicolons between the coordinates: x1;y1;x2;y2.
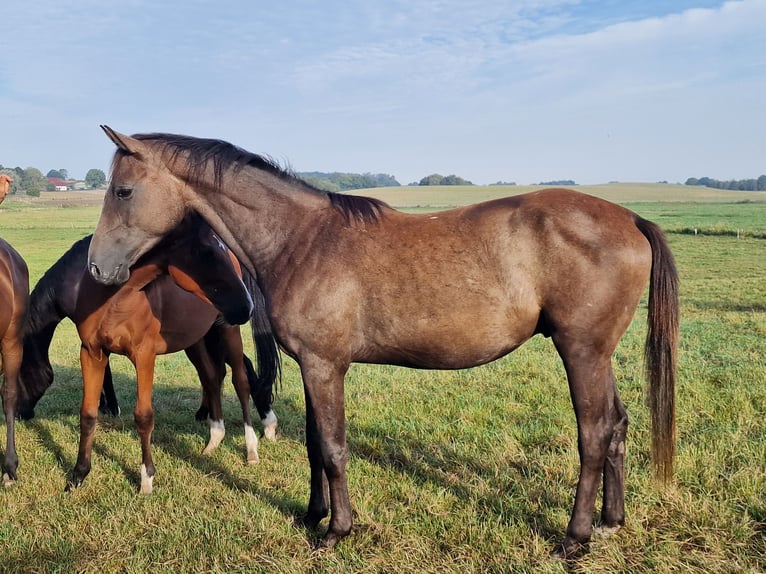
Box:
298;172;400;192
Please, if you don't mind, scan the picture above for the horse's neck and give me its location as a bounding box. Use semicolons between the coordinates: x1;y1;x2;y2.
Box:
23;310;58;371
196;169;328;275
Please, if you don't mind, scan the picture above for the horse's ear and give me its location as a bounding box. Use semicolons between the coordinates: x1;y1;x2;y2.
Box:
100;125;141;155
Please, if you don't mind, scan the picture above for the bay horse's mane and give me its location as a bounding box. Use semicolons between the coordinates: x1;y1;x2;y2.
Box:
122;133;389;225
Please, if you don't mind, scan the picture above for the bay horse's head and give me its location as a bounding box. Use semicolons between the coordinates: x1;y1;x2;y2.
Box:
143;212;254;325
88;126;192;286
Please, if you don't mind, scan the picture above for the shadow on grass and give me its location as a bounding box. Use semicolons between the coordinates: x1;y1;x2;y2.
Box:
18;362;308;525
20;361;575;552
685;300;766;313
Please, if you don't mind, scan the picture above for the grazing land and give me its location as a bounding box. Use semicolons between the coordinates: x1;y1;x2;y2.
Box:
0;185;764;573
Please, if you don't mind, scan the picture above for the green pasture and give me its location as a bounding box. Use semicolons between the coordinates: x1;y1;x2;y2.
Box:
0;186;764;573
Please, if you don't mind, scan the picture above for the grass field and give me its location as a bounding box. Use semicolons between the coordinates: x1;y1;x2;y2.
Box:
0;185;764;573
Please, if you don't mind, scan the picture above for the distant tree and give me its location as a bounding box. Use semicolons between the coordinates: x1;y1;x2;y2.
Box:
685;175;766;191
85;168;107;189
21;167;46;197
535;180;576;186
418;174;473;186
46;168;69;180
297;171;400;191
418;174;444;186
490;181;516;186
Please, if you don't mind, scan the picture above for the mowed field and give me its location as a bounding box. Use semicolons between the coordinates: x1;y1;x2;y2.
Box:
0;184;764;573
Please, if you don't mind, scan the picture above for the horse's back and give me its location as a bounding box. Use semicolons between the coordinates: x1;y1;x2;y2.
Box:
286;189;647;368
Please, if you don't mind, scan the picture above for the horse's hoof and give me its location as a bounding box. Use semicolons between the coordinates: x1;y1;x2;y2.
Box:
295;511;324;532
139;464;154;495
317;532;341;550
2;472;15;487
551;537;586;560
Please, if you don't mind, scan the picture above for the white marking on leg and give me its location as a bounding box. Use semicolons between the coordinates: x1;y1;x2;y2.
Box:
261;409;278;441
140;464;154;495
244;424;260;464
203;419;226;455
2;472;13;487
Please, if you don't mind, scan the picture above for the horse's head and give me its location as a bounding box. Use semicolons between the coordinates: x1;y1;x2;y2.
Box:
137;213;254;325
88;126;188;285
15;338;55;420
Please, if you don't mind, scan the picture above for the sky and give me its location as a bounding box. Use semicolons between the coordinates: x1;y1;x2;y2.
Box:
1;0;764;185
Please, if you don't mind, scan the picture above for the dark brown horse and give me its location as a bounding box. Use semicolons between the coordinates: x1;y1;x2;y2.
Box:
0;236;29;485
25;214;280;494
87;127;679;557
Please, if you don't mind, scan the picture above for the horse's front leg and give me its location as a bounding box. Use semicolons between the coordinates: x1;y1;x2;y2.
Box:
299;357;352;548
67;346;109;490
134;354;156;494
1;335;23;484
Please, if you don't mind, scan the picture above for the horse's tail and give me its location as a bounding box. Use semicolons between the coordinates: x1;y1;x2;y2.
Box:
636;217;679;483
243;269;281;417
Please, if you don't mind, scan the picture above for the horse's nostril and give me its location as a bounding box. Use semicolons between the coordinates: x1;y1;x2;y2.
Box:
89;262;101;279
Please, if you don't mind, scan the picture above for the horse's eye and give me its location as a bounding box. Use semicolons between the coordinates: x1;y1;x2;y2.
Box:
114;186;133;200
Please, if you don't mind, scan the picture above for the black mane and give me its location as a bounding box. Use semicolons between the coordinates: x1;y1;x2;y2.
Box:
126;132;389;225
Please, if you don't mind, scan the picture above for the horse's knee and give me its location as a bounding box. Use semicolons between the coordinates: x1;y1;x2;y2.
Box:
134;410;154;434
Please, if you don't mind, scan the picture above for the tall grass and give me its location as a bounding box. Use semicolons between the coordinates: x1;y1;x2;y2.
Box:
0;187;764;573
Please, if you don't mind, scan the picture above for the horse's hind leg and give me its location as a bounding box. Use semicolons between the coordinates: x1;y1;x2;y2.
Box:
599;370;628;534
553;339;620;558
185;342;226;456
98;362;121;417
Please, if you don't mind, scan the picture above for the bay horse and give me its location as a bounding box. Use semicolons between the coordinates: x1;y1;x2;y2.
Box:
0;236;29;485
23;213;280;494
87;127;679;557
0;174;12;203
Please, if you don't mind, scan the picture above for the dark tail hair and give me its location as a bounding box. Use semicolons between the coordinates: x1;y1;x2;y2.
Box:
636;217;679;483
243;269;281;416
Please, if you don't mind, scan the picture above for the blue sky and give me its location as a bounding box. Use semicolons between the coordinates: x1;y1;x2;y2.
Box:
1;0;763;185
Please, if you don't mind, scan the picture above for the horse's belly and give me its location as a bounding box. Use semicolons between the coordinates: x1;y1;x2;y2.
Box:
362;314;537;370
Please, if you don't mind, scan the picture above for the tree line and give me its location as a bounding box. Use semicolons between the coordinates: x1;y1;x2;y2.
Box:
685;175;766;191
298;171;480;190
0;164;107;196
299;172;400;193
